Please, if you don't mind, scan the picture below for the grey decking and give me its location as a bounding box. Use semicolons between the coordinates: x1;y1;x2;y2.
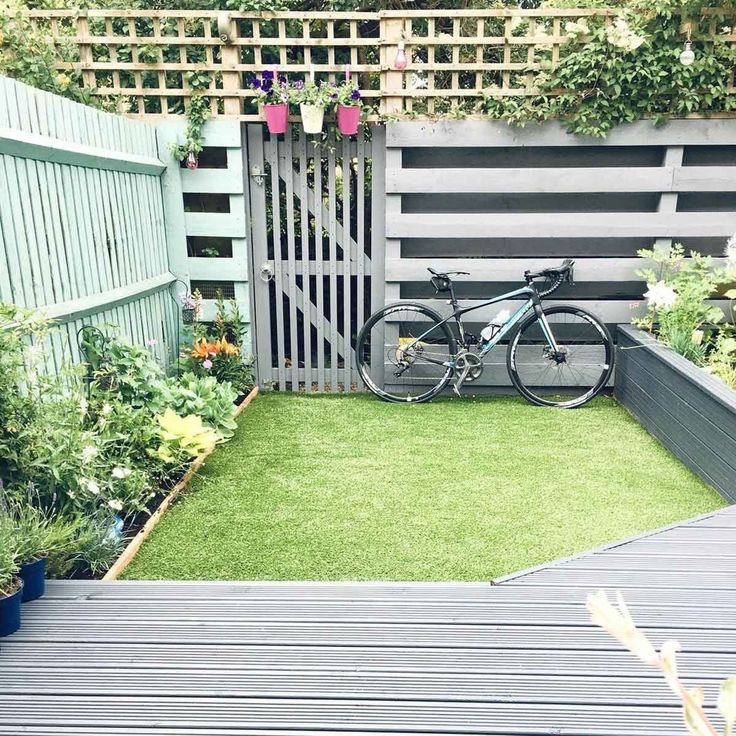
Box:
1;507;735;735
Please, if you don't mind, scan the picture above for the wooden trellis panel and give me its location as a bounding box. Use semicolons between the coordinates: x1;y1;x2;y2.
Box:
0;75;181;370
247;124;378;392
26;8;736;120
382;119;736;388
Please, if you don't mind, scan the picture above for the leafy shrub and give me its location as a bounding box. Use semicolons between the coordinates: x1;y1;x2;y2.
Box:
481;4;736;137
0;517;20;596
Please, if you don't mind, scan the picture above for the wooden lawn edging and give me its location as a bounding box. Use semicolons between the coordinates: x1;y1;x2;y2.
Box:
102;385;259;580
615;325;736;503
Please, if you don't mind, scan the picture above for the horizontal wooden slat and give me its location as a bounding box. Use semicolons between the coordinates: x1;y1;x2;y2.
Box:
0;126;165;175
385;257;655;282
189;257;249;280
181;168;243;194
185;212;247;238
38;273;175;324
388;166;736;194
386;119;736;147
387;212;736;239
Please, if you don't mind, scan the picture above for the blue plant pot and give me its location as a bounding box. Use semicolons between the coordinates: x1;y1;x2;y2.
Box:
0;578;23;637
19;556;47;602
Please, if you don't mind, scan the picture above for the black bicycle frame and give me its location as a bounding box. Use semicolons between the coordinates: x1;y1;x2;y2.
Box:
405;284;560;368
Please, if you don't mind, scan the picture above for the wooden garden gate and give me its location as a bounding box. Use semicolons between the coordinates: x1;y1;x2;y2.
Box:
246;124;384;392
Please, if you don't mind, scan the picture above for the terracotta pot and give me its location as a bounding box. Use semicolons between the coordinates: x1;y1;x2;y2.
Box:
264;103;288;134
336;105;361;135
300;104;325;134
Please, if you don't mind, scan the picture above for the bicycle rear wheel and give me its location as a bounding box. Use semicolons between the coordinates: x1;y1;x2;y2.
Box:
356;303;457;403
507;305;613;408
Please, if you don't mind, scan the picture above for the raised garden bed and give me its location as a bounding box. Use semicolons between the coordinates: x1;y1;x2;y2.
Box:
103;386;259;580
615;325;736;503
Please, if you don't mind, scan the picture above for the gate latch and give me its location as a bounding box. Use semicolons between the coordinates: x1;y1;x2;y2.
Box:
260;262;274;282
251;165;264;187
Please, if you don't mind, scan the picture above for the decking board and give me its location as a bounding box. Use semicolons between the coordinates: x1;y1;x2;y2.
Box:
1;505;734;735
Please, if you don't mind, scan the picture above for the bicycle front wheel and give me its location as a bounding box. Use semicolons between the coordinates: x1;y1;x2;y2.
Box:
356;303;457;403
507;305;614;408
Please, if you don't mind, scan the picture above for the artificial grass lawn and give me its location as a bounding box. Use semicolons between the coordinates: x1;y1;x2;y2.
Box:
124;393;725;581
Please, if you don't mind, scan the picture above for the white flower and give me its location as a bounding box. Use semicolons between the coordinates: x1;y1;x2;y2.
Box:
410;72;427;90
86;480;100;495
644;281;677;309
108;499;123;512
101;403;113;417
606;17;646;52
81;445;97;463
111;467;132;479
564;20;589;38
725;234;736;272
79;397;88;417
67;490;76;500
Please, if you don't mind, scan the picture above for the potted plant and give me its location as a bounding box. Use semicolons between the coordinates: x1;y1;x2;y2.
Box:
292;79;331;134
248;70;290;134
0;517;22;637
333;79;362;136
2;494;74;603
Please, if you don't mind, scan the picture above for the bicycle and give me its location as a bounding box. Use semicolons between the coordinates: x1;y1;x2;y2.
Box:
355;259;614;407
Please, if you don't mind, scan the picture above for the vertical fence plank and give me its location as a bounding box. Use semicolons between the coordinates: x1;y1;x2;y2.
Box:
327;130;338;391
298;128;313;392
269;133;287;390
283;130;299;389
341;134;352;391
0;77;178;373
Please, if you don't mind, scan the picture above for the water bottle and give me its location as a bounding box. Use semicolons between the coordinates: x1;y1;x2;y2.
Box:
480;309;510;346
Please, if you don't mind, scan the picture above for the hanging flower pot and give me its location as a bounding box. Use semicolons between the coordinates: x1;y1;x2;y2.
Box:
19;555;47;603
182;306;196;324
264;103;288;134
300;104;325;134
0;578;23;638
336;105;361;136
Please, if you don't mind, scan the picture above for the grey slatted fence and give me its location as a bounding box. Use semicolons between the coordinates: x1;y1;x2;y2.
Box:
247;124;379;392
0;76;183;368
383;119;736;387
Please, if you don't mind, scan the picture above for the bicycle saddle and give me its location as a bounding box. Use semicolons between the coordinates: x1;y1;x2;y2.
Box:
427;267;470;277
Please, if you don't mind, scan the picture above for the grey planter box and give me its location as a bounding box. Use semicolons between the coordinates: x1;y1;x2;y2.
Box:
615;324;736;502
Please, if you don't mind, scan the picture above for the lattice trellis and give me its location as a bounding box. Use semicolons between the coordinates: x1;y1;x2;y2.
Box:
27;8;736;119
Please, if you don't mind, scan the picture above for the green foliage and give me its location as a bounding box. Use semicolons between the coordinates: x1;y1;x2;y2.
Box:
704;329;736;388
334;79;363;107
0;0;115;110
0;517;20;596
291;79;333;107
159;373;238;438
636;244;728;360
481;6;736;137
170;93;212;161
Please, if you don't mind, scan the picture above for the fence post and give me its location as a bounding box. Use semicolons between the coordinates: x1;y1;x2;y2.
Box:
219;13;242;116
75;10;96;91
380;13;405;116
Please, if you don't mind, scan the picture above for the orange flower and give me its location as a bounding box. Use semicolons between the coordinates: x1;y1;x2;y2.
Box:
213;338;239;357
191;340;215;359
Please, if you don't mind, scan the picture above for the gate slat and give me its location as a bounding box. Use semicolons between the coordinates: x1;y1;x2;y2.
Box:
328;132;338;391
342;134;352;391
268;134;287;391
315;142;325;392
298;129;313;392
282;130;299;389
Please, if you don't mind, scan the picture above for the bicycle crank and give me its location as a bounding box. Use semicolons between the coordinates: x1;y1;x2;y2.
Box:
453;351;483;395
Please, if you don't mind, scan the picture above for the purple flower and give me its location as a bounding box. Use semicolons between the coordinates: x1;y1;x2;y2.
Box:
350;89;361;101
294;79;304;90
331;92;338;100
261;78;273;93
261;70;274;80
278;74;287;84
202;359;213;370
246;74;259;89
145;338;157;347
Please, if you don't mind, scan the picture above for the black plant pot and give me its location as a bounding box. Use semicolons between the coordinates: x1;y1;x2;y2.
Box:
19;555;47;602
0;578;23;637
182;307;195;324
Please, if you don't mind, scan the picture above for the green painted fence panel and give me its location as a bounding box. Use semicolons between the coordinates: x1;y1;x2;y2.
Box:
0;76;183;368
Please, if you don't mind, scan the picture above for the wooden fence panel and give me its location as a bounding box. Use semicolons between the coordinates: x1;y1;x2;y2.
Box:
0;76;180;367
382;119;736;388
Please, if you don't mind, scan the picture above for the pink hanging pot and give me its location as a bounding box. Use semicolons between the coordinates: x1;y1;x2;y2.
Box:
264;103;288;134
336;105;361;136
